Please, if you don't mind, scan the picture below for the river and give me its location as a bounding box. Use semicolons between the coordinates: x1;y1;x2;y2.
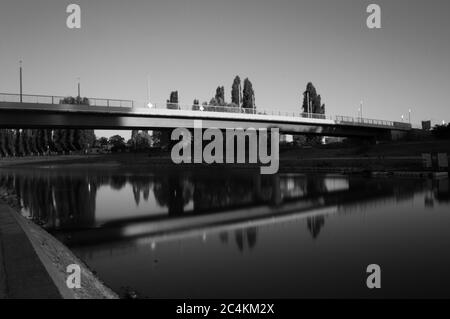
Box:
0;166;449;298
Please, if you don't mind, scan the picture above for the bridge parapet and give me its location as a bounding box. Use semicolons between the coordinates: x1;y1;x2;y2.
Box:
150;102;332;120
335;115;412;130
0;93;133;108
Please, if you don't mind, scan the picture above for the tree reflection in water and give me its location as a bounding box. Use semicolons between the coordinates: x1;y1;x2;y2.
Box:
0;169;438;247
307;216;325;239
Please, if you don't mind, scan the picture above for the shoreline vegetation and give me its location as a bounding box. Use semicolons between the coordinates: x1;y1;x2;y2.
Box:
0;139;449;173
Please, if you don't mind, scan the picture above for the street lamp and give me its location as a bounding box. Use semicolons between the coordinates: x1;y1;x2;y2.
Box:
77;77;81;97
401;115;404;122
408;109;412;124
360;100;363;119
146;75;157;109
19;60;23;103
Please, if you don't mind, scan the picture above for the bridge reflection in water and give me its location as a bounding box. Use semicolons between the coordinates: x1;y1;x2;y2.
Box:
0;168;441;248
1;168;449;298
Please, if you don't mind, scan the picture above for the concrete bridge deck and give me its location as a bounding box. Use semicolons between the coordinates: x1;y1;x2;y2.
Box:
0;93;412;139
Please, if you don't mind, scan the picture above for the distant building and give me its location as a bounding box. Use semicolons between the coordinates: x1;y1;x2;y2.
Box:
87;147;102;154
280;134;293;145
422;121;432;131
324;137;345;144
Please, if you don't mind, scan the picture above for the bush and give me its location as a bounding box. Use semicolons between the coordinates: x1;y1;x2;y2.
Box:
432;124;450;139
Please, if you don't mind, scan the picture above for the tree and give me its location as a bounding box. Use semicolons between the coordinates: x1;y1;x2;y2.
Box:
215;86;225;106
0;130;7;157
167;91;179;109
432;123;450;139
109;135;125;148
298;82;327;146
2;130;16;156
302;82;325;115
53;129;66;153
36;129;49;154
67;129;76;151
231;76;241;106
27;130;38;155
15;130;25;156
192;99;200;111
97;137;109;146
109;135;126;152
60;96;90;105
151;131;163;148
170;91;179;103
83;130;96;148
133;132;151;151
242;78;255;109
21;130;31;155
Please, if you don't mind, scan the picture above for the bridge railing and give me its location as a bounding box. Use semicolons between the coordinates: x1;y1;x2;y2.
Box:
335;115;412;130
150;102;333;120
0;93;134;108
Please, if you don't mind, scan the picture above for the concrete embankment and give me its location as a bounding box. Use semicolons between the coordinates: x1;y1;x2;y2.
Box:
0;190;118;299
0;202;61;299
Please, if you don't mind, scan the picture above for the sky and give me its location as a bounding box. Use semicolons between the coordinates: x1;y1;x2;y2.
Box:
1;0;449;139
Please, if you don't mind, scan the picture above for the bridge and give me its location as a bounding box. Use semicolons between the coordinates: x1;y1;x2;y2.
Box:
0;93;412;139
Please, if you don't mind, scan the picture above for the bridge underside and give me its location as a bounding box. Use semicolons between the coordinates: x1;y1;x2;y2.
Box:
0;102;397;139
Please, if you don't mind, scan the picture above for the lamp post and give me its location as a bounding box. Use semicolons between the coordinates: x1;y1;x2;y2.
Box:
360;100;363;120
19;60;23;103
408;109;412;124
147;75;153;108
77;77;81;97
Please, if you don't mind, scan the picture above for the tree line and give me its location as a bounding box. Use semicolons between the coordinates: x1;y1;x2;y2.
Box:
135;79;327;148
0;96;95;157
166;77;325;115
165;75;257;111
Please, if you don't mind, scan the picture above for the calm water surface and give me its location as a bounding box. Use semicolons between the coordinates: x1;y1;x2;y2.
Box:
1;167;449;298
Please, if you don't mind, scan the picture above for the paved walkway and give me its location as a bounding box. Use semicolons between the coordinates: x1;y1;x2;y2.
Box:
0;202;61;299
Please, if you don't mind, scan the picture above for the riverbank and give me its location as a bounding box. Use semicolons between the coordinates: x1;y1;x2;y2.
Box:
0;153;440;175
1;139;448;172
0;188;118;299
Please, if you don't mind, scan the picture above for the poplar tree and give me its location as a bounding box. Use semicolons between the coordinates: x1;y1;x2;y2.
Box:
302;82;325;115
215;86;225;106
242;78;255;109
231;76;241;106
